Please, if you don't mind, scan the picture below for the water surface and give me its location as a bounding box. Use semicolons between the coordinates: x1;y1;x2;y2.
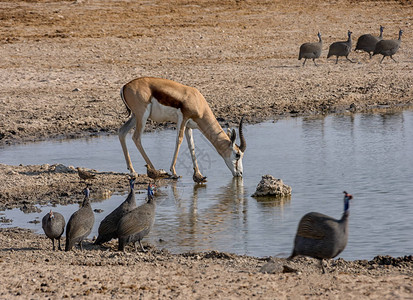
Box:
1;109;413;260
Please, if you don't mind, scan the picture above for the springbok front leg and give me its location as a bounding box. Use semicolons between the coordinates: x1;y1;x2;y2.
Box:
185;127;206;182
169;118;188;178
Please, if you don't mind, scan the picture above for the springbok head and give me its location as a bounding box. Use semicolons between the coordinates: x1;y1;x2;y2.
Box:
224;118;246;177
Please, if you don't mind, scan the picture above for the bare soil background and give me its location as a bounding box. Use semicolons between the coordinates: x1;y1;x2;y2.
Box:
1;0;413;298
1;0;413;146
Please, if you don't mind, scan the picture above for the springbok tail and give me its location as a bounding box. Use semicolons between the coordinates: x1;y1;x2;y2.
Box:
120;85;132;118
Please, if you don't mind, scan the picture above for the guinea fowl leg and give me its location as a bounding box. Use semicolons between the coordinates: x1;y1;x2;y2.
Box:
312;58;317;66
346;56;354;63
390;55;397;63
139;240;147;253
320;259;326;274
57;238;62;251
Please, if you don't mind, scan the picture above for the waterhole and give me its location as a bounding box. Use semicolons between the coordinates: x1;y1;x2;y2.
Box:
1;108;413;260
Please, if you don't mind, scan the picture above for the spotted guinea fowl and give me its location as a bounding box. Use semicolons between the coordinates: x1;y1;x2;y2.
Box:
327;31;354;64
355;25;384;58
42;210;65;251
65;188;95;251
298;32;323;66
288;192;353;273
94;178;137;245
373;29;403;63
117;183;156;252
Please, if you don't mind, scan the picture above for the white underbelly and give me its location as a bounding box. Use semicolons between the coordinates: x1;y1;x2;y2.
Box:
148;97;197;129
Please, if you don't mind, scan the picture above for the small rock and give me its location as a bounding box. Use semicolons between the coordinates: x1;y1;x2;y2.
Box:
260;260;284;274
252;175;292;197
51;164;73;173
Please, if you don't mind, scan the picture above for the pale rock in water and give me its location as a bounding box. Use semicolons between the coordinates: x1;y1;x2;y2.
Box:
252;175;292;197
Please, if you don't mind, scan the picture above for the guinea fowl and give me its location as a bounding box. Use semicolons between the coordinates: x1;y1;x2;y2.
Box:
289;192;353;273
355;25;384;58
65;188;95;251
117;183;156;252
298;32;323;66
327;31;354;64
42;210;65;251
373;29;403;63
94;178;137;245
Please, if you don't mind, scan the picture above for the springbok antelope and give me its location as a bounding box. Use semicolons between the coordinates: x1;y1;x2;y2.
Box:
118;77;246;182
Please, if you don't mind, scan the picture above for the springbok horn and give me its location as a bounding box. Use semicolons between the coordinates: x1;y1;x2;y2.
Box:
238;117;246;152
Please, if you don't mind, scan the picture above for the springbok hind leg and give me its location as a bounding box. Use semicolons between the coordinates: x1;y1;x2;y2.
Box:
119;114;138;175
131;111;156;172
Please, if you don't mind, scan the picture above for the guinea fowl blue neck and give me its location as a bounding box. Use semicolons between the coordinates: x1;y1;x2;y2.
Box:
82;188;90;206
129;178;135;191
343;191;353;217
147;183;155;202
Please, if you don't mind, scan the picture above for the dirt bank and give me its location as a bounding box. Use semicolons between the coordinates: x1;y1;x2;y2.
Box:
0;163;156;210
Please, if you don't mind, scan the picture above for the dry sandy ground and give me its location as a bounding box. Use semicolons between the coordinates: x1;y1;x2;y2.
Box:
1;0;413;298
1;228;413;299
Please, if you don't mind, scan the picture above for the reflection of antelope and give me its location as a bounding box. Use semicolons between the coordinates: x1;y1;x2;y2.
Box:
119;77;246;182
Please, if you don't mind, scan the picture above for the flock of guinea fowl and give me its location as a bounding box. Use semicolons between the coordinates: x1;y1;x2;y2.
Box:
42;172;353;273
37;27;405;274
299;26;403;66
42;176;156;253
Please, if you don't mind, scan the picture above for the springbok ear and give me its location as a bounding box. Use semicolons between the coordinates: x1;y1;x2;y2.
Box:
226;128;232;138
230;129;236;145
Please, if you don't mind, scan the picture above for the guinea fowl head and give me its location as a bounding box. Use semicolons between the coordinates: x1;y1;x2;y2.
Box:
81;187;90;206
48;210;54;219
147;183;156;200
343;191;353;212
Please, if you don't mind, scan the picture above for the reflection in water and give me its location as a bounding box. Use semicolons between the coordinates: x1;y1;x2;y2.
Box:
165;178;247;253
1;108;413;260
255;195;291;208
